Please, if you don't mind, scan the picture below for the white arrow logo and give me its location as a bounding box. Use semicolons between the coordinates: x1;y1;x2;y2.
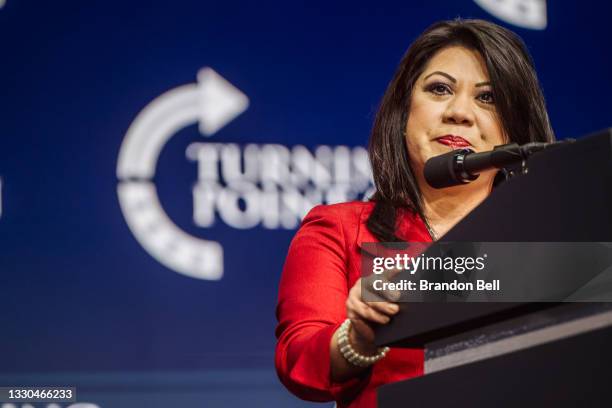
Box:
116;68;249;280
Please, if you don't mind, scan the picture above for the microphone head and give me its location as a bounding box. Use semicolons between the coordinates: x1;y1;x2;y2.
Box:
424;149;475;189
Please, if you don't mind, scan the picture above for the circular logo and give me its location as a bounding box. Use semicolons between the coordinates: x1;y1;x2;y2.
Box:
116;68;249;280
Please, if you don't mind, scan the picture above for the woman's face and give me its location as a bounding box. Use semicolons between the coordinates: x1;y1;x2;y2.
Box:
405;46;506;182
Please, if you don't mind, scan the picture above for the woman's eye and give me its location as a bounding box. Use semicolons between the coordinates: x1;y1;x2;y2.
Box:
478;91;495;104
427;83;451;96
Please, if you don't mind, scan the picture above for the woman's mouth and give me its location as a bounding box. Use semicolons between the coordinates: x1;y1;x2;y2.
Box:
435;135;472;149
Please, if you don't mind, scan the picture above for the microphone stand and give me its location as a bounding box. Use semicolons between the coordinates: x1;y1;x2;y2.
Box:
424;139;575;189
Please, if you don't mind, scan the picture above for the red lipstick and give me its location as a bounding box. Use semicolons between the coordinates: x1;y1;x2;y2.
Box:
435;135;472;148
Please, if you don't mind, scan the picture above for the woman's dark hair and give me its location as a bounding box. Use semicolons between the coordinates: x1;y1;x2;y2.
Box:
367;18;555;242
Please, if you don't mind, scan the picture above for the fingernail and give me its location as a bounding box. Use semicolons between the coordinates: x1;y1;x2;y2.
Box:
389;290;401;301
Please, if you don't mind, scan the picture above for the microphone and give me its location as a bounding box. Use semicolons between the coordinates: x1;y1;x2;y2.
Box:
424;140;574;189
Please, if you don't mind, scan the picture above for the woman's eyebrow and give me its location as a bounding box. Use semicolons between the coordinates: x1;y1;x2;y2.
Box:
423;71;491;88
423;71;456;83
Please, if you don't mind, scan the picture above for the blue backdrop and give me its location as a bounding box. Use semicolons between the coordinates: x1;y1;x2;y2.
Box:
1;1;610;407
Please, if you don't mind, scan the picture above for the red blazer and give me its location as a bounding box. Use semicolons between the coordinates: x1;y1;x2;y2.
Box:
275;201;431;407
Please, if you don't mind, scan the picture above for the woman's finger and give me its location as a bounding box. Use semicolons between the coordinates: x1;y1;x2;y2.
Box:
362;274;402;303
347;296;390;324
367;301;400;316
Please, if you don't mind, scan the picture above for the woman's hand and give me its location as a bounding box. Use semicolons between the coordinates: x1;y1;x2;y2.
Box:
345;277;400;355
330;271;401;382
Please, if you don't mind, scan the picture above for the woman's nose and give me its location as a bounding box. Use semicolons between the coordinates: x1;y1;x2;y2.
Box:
442;94;475;126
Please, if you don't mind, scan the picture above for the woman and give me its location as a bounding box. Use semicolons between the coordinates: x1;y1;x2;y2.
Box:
275;19;554;407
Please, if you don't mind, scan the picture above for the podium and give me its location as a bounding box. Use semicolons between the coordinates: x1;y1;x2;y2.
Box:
376;129;612;407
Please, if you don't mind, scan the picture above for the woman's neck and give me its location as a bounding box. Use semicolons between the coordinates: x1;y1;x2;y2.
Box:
419;175;494;239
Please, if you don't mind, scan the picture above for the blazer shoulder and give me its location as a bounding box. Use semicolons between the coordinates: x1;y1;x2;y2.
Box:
303;200;374;223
